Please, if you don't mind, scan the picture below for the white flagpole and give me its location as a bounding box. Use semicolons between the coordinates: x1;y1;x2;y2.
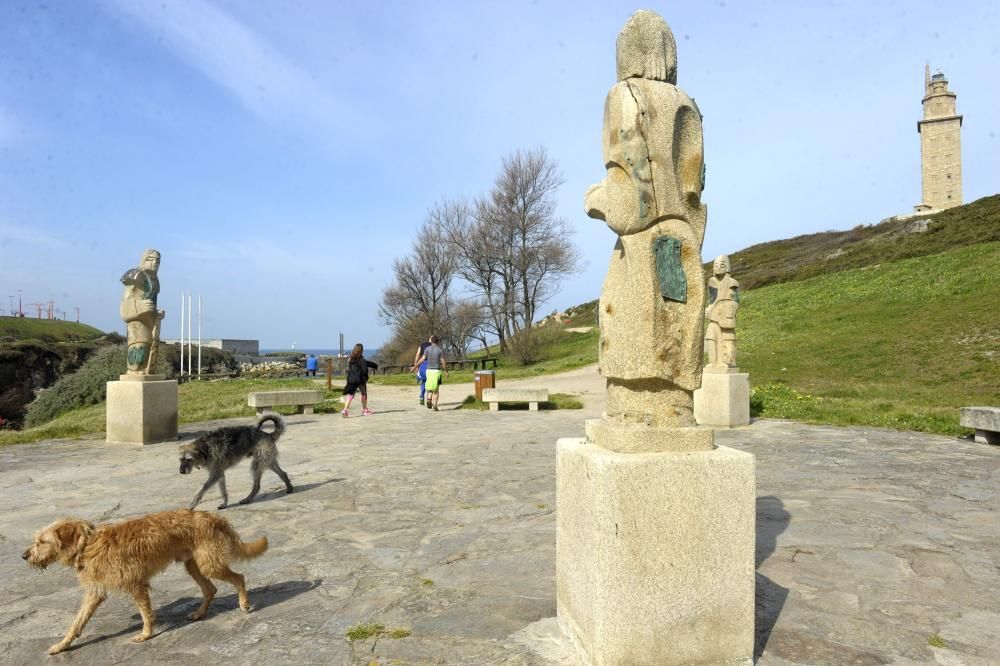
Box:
180;291;185;377
187;292;192;379
197;295;202;378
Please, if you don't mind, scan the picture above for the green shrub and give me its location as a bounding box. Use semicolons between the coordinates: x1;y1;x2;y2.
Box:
24;344;171;427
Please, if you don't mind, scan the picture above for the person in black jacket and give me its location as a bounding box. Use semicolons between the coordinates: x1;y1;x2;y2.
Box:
341;343;379;417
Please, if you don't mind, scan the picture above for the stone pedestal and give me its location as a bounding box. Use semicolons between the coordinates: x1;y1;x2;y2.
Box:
106;377;178;444
556;433;755;666
694;367;750;428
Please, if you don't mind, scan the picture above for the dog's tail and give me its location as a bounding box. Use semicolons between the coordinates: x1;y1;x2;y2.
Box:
256;413;285;440
232;535;269;560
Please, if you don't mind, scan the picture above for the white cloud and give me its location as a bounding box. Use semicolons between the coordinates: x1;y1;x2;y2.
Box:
182;239;322;277
102;0;357;150
0;220;65;250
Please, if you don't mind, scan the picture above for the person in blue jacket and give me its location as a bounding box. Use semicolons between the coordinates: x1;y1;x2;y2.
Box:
413;335;432;405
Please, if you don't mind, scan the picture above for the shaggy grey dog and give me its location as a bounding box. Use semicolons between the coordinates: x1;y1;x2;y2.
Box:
179;414;293;509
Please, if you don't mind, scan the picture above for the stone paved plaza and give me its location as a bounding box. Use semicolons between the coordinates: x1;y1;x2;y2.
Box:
1;368;998;665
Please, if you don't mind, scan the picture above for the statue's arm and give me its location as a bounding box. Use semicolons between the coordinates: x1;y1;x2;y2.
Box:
119;289;155;323
675;100;704;206
584;85;647;234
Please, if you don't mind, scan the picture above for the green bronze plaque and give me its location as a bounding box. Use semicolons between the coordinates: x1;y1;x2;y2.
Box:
653;236;686;303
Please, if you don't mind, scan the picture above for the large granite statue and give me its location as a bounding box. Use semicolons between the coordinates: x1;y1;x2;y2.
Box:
585;9;707;427
705;254;740;367
119;248;164;375
555;11;755;666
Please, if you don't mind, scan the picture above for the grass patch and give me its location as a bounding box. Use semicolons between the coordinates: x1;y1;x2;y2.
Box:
345;623;411;641
0;316;106;341
928;634;947;648
727;194;1000;290
458;393;583;411
740;242;1000;436
1;378;343;446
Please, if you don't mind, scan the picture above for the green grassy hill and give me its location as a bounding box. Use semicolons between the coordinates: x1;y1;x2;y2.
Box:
739;241;999;434
0;316;106;341
726;194;1000;289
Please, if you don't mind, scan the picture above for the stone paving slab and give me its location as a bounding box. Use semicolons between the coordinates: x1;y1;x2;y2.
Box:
0;370;998;665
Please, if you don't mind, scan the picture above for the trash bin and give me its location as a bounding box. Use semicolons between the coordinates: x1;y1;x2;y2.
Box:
474;370;496;401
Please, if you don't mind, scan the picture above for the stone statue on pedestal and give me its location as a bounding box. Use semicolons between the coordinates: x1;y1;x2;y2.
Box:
119;249;164;375
705;254;740;368
556;12;755;665
585;10;707;427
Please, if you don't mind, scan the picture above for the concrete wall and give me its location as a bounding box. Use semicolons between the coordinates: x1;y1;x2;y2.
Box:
163;339;259;354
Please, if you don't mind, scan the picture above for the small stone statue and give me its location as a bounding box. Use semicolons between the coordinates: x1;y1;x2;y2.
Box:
704;255;740;368
119;249;164;375
585;10;707;426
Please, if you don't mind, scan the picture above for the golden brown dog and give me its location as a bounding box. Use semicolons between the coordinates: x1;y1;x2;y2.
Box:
22;509;268;655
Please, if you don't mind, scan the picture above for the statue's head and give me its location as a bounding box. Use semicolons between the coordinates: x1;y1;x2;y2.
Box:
140;249;161;273
713;255;730;276
616;10;677;84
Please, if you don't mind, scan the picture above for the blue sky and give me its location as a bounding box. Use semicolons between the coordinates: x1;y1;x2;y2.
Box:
1;0;997;349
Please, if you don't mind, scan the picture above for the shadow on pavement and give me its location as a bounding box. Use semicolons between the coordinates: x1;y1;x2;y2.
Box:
755;495;791;660
236;478;345;506
67;580;322;651
156;578;323;616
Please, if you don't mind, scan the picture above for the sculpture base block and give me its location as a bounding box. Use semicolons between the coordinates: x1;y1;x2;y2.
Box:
694;369;750;427
585;418;714;453
119;373;166;382
556;436;755;666
106;380;178;445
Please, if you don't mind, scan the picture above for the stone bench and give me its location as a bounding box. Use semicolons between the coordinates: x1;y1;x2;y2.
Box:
248;390;324;415
482;388;549;412
960;406;1000;445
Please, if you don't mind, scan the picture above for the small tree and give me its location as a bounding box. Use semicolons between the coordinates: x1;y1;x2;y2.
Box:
378;215;456;342
454;148;579;363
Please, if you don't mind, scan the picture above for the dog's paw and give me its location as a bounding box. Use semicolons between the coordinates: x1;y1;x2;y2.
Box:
237;498;252;505
48;643;68;655
131;633;151;644
217;503;228;510
186;611;205;621
240;603;254;613
286;486;294;494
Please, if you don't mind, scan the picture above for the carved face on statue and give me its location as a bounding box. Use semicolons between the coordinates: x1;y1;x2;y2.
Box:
713;255;730;277
140;249;161;274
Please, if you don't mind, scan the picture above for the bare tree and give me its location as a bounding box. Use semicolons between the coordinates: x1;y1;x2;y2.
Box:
470;148;579;362
446;300;487;357
382;149;577;365
438;197;512;352
378;215;455;341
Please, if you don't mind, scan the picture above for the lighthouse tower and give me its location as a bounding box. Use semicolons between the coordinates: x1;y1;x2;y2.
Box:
915;65;963;212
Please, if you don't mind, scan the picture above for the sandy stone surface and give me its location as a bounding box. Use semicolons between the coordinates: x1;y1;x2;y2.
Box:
1;367;998;665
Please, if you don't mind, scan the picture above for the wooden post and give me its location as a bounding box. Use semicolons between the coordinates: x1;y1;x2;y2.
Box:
326;357;333;391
